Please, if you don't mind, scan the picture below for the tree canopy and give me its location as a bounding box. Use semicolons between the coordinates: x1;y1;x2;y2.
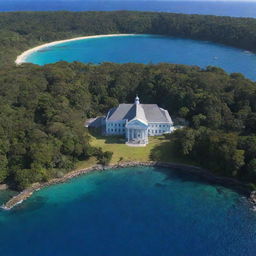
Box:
1;62;256;188
1;11;256;189
0;11;256;65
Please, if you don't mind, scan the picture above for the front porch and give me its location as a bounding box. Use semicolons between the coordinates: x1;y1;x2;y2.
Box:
126;128;148;146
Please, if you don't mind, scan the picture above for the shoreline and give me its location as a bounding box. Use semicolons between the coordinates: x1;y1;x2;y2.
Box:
1;161;254;211
15;34;138;65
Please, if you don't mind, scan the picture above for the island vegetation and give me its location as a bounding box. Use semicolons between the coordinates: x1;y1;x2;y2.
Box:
1;11;256;65
1;61;256;190
0;11;256;191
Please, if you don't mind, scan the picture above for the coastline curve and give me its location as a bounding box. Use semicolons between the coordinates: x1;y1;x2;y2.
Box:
15;34;137;65
1;161;253;211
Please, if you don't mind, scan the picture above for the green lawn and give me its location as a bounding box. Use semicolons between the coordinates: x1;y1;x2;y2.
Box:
74;156;98;170
87;133;195;165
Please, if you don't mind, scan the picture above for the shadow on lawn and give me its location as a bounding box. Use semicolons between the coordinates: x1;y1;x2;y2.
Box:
89;128;126;144
150;140;189;164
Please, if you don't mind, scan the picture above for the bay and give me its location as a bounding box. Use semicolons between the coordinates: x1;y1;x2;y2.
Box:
25;34;256;80
0;166;255;256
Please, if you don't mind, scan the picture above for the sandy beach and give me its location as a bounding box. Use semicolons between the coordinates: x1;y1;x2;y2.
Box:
15;34;137;65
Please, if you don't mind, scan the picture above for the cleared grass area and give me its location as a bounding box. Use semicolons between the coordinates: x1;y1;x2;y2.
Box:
88;134;195;165
74;156;98;170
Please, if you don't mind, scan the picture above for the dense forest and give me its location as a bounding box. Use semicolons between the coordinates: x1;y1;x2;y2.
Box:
1;62;256;189
1;11;256;190
1;11;256;65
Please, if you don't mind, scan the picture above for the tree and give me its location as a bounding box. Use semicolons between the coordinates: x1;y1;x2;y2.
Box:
96;149;113;166
248;159;256;180
231;150;245;177
0;155;8;183
172;128;196;156
179;107;189;118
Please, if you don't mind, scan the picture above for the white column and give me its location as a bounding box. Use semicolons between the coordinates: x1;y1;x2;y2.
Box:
127;128;130;141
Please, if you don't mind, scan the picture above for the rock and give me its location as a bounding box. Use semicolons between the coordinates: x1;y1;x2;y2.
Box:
0;184;8;190
249;191;256;205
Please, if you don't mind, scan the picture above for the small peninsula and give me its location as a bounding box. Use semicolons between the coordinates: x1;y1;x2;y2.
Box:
1;11;256;209
1;61;256;199
1;5;256;256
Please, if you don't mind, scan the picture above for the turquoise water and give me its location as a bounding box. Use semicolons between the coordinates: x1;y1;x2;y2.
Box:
0;166;256;255
25;34;256;80
0;190;17;206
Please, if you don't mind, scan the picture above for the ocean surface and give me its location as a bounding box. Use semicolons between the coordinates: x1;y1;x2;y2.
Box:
0;166;255;256
1;1;256;18
25;34;256;80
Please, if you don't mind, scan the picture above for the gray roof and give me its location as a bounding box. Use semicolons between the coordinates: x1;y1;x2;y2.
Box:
107;104;134;121
106;103;172;124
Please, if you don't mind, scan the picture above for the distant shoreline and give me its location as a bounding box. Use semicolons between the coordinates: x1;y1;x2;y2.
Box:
15;34;137;65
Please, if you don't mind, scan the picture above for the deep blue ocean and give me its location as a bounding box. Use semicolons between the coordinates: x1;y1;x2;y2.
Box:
1;1;256;18
0;166;256;256
1;2;256;255
25;34;256;80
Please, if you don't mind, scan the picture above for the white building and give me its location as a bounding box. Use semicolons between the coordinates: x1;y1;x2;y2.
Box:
105;96;174;145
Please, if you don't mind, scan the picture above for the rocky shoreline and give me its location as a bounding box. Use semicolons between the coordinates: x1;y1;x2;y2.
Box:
1;161;255;210
0;184;8;191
